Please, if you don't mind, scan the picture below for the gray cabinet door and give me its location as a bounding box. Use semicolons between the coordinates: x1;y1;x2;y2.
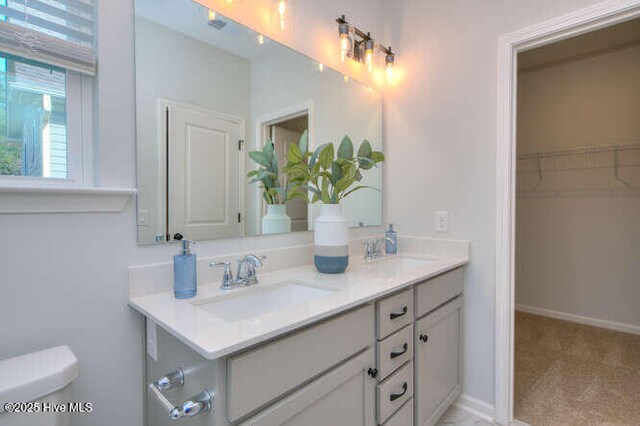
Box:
241;348;376;426
414;298;462;426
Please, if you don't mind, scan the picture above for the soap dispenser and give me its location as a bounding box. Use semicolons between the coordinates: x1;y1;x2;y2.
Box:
385;224;398;255
173;233;197;299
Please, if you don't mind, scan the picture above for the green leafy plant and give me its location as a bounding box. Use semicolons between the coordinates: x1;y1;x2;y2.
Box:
285;135;384;204
247;130;310;205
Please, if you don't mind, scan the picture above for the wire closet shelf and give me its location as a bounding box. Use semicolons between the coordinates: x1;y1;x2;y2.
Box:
517;142;640;197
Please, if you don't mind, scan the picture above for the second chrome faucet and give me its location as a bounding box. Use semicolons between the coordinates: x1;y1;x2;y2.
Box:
210;254;266;290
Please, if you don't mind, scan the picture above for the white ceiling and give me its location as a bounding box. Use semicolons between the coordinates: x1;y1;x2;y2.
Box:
519;17;640;71
135;0;281;62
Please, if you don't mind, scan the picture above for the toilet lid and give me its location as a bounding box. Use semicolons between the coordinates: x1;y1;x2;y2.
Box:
0;346;78;412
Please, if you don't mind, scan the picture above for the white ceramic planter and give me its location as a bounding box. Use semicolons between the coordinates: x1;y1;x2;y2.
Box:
314;203;349;273
262;204;291;235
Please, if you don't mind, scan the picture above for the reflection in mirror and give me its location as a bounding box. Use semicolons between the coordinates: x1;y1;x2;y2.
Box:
135;0;383;244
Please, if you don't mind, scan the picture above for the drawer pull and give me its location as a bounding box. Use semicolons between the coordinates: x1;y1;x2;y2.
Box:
419;334;429;343
389;382;408;402
389;343;408;359
389;306;408;320
367;367;379;379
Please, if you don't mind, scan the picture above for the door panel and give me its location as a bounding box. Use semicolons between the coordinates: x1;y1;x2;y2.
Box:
169;103;242;240
271;124;308;232
415;298;461;426
241;348;376;426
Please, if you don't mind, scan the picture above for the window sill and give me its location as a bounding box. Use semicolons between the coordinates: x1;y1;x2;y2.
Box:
0;185;136;214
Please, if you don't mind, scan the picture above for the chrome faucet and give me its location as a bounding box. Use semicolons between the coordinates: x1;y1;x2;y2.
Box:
210;254;266;290
362;237;395;260
209;261;235;290
236;254;266;286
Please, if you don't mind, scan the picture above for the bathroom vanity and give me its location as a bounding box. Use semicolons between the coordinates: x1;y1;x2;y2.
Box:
129;1;468;424
129;238;468;425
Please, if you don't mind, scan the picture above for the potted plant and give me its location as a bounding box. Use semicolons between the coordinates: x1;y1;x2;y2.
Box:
247;131;309;235
285;135;384;273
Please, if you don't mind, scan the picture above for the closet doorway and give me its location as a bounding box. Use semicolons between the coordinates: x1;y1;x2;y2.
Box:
512;17;640;424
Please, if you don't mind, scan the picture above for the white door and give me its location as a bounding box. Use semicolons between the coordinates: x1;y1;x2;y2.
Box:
415;298;462;426
168;103;242;240
241;348;376;426
272;125;308;232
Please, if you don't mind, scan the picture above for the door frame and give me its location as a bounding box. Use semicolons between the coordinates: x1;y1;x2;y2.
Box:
494;0;640;423
253;101;315;234
158;98;246;240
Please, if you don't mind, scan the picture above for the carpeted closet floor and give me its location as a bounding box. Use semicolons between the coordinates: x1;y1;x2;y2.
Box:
514;311;640;425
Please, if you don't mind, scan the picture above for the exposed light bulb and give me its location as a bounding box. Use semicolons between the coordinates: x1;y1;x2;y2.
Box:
340;37;350;62
208;9;216;22
317;62;324;72
385;49;395;83
338;21;351;62
364;38;374;73
257;34;265;45
343;75;349;83
277;0;287;30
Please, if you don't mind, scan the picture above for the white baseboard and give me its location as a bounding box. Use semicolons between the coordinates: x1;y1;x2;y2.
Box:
453;394;495;423
515;304;640;336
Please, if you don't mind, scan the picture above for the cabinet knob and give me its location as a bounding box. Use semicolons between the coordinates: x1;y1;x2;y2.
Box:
367;367;378;379
419;334;429;343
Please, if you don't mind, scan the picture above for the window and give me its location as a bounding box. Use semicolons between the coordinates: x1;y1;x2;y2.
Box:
0;0;96;184
0;54;68;178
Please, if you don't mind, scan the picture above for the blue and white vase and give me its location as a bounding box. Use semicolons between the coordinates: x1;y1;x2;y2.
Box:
314;203;349;273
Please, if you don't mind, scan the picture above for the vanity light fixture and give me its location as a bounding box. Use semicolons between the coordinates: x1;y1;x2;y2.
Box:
336;15;396;80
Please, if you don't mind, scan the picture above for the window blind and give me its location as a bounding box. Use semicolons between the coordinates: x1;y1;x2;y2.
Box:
0;0;96;75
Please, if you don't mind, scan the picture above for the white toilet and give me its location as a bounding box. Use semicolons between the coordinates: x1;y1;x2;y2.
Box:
0;346;78;426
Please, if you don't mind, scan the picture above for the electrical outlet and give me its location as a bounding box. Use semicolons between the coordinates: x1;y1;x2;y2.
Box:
435;211;449;232
138;209;149;227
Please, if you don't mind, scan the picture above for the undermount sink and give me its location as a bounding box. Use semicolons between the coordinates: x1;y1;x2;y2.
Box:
194;281;339;322
372;256;435;269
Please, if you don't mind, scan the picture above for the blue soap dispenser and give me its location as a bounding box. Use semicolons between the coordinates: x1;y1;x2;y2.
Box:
385;224;398;255
173;233;197;299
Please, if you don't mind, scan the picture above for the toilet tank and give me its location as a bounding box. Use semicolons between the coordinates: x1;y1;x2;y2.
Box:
0;346;79;426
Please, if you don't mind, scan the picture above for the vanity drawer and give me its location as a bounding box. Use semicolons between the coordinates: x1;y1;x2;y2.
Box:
227;305;374;422
415;267;463;318
376;289;413;339
376;361;413;424
376;324;413;380
381;398;413;426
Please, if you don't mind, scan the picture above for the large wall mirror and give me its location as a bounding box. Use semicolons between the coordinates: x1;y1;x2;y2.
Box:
135;0;383;244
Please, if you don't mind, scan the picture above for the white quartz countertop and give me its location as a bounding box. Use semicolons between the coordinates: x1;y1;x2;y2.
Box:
128;254;468;360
